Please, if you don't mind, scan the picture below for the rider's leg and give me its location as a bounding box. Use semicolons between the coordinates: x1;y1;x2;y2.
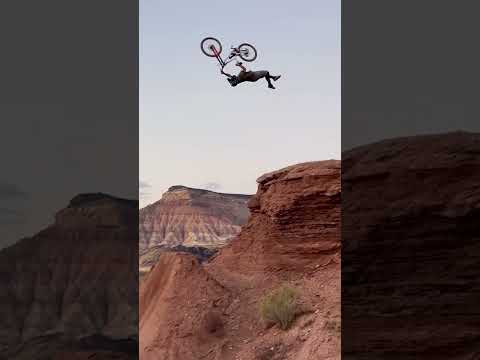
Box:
246;71;268;82
265;72;281;82
243;71;276;88
264;72;275;89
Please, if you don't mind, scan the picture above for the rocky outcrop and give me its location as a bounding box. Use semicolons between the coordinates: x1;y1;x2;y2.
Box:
139;186;250;268
139;161;341;360
342;132;480;359
0;193;138;360
212;160;341;273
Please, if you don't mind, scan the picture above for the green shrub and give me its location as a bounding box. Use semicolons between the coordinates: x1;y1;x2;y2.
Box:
259;285;299;330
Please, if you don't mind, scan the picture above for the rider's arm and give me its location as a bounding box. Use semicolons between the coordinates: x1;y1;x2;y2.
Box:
236;62;247;72
221;69;233;78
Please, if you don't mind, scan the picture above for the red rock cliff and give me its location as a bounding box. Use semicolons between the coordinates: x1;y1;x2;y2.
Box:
212;160;341;273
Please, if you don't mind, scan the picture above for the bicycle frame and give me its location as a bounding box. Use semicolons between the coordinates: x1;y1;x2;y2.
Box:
210;45;239;74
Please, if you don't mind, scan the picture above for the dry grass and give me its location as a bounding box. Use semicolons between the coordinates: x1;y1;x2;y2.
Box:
139;267;151;280
259;285;299;330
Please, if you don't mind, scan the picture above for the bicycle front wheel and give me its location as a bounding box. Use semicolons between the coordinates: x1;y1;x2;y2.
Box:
238;43;257;62
201;37;222;57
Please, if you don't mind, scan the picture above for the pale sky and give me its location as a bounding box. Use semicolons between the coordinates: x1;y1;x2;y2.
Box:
139;0;340;207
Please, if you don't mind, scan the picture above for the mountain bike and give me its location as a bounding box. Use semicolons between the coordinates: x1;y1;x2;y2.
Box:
201;37;258;76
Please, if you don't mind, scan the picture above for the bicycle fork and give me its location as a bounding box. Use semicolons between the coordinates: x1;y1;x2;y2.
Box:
211;45;226;68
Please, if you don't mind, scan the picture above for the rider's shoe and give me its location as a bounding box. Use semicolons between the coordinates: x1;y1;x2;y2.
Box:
272;75;281;81
268;84;276;89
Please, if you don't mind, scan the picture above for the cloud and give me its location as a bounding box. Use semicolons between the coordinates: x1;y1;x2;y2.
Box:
200;182;222;192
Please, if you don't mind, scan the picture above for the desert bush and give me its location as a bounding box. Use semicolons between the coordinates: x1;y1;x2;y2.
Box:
259;285;299;330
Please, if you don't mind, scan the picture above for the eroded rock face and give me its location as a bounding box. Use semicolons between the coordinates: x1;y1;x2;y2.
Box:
342;132;480;359
139;186;251;253
213;160;341;273
0;193;138;360
139;161;341;360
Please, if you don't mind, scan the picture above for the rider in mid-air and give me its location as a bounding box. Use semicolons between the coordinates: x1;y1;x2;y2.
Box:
224;62;281;89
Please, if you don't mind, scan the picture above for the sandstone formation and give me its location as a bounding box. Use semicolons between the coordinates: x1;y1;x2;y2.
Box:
0;193;138;360
139;186;251;270
139;186;251;250
213;160;341;274
139;160;341;360
342;132;480;359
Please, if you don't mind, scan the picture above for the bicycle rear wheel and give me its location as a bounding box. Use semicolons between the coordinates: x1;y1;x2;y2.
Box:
201;37;222;57
238;43;257;62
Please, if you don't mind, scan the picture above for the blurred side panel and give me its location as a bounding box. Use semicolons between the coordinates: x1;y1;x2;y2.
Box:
342;1;480;359
0;1;139;359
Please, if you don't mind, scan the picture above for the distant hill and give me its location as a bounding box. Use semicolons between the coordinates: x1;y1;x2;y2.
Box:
139;186;251;269
0;193;138;359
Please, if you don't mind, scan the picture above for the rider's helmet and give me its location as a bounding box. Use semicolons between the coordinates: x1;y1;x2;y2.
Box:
227;76;238;87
